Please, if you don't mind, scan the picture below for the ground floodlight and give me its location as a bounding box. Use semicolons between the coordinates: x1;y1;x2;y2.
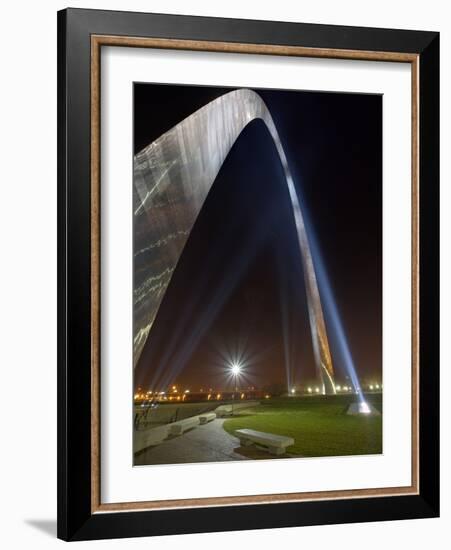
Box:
231;363;241;376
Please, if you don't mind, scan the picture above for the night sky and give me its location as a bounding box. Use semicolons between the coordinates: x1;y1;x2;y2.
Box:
134;83;382;392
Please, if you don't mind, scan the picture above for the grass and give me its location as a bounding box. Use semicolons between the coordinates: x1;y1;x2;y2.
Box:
222;394;382;457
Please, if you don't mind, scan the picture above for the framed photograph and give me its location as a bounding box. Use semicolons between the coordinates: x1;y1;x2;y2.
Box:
57;8;439;541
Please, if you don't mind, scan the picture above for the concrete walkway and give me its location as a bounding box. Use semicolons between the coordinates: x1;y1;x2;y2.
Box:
134;418;248;465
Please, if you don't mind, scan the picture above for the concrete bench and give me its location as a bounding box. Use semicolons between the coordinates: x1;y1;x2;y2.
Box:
169;416;200;436
199;412;216;424
235;429;294;455
134;425;170;452
215;405;232;417
215;401;257;417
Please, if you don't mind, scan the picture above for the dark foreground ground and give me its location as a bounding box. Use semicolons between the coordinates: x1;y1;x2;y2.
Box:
134;393;382;465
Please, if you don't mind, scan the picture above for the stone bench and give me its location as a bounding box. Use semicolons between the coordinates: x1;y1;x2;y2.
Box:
235;429;294;455
214;405;232;417
168;416;200;436
199;412;216;424
215;401;257;417
134;424;170;452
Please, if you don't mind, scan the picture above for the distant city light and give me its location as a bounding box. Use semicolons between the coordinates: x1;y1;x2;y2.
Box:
375;384;380;389
343;386;348;391
308;387;312;393
336;385;341;391
369;385;374;390
184;389;190;394
315;387;320;393
265;394;270;399
291;388;296;394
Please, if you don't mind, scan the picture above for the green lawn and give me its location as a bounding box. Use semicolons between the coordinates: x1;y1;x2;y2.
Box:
222;394;382;457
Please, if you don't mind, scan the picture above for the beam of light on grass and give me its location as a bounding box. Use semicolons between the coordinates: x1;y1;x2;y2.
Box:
278;277;293;394
294;193;365;402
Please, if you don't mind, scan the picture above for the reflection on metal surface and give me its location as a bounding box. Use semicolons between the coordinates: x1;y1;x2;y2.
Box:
134;89;336;394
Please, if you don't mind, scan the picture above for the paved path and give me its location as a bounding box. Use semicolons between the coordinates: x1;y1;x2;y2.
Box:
135;418;248;465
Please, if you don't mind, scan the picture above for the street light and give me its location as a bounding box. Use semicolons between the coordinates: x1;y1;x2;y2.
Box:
230;363;241;416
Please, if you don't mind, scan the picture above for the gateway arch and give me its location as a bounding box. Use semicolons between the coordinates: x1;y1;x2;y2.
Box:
134;89;336;395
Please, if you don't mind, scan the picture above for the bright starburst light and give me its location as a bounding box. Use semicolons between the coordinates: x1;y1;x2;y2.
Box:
231;363;241;376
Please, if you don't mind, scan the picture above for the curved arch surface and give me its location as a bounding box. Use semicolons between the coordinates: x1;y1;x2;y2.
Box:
134;89;335;394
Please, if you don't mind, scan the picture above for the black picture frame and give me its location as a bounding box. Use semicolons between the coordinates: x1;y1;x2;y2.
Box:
57;7;439;541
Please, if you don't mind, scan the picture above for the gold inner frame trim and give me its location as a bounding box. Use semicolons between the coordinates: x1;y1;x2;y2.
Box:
90;34;420;514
